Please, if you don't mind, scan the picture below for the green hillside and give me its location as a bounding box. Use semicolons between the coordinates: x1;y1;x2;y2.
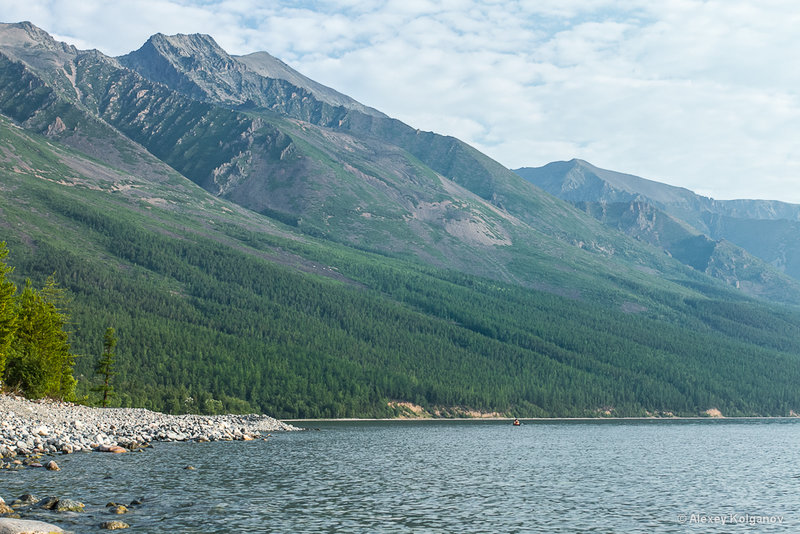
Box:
3;114;800;418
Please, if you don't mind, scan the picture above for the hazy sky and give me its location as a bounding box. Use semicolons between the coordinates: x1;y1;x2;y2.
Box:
2;1;799;202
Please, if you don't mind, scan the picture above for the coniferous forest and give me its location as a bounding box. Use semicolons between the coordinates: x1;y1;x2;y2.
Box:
4;168;800;418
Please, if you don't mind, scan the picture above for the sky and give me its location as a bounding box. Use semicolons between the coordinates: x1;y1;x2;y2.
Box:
2;0;799;202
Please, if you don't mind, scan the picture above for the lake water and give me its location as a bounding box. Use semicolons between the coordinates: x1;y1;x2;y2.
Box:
2;419;799;533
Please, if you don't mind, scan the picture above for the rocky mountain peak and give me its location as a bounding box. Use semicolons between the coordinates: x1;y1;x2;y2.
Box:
119;31;244;103
145;32;232;65
0;21;74;52
0;21;79;65
119;31;386;118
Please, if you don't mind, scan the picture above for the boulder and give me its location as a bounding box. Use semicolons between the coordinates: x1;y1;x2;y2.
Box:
100;520;129;530
54;499;84;512
34;496;59;510
11;495;38;507
45;461;59;471
96;445;127;454
0;518;64;533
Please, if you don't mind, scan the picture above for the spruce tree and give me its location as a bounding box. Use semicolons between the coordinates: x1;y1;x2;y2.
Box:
0;242;17;383
5;277;76;399
93;327;117;407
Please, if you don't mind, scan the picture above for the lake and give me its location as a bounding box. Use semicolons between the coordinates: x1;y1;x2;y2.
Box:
2;419;798;532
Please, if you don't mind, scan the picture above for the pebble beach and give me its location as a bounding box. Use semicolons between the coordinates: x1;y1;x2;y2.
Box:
0;394;297;458
0;394;298;532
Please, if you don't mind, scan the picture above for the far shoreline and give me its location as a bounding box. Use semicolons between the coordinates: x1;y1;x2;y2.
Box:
283;415;800;423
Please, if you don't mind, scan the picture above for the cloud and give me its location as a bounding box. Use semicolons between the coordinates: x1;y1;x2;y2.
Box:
1;0;799;201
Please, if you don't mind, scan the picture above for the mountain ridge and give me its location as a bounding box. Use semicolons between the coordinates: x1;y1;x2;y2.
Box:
2;22;699;291
519;159;800;219
517;159;800;298
3;22;800;418
5;21;798;305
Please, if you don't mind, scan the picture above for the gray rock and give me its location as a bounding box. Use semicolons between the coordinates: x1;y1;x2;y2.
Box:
0;393;298;461
0;518;64;533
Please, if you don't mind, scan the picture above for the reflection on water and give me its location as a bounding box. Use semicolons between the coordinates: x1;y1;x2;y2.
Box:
3;419;799;532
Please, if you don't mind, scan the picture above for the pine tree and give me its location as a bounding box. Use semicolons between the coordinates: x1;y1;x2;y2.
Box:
0;242;17;383
93;327;117;407
5;277;76;399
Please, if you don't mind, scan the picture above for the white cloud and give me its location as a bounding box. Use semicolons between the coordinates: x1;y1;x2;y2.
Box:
1;0;799;202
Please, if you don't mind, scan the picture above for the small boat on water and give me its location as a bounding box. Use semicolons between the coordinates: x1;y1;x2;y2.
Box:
512;418;521;426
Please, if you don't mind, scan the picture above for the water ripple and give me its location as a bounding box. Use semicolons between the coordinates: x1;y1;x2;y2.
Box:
2;419;799;532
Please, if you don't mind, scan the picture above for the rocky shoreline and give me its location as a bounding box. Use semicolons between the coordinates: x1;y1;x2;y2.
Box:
0;393;298;459
0;393;299;532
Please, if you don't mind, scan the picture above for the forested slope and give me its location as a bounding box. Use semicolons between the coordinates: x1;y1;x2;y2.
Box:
3;115;800;418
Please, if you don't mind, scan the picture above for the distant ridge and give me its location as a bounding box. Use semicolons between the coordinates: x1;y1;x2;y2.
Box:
517;159;800;293
517;159;800;222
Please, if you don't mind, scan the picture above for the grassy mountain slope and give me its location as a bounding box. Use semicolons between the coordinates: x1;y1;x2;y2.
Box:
5;113;800;418
118;32;571;222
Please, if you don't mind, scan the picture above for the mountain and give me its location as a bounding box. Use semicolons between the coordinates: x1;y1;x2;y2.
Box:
0;22;703;289
516;159;800;303
516;159;800;223
3;21;800;418
116;31;387;118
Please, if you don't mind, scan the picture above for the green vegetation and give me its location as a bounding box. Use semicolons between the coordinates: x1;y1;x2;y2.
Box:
0;243;17;379
4;163;800;417
0;243;77;399
92;326;117;407
521;161;800;302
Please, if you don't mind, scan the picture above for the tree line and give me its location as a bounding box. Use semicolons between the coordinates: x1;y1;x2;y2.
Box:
7;177;800;418
0;242;76;399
